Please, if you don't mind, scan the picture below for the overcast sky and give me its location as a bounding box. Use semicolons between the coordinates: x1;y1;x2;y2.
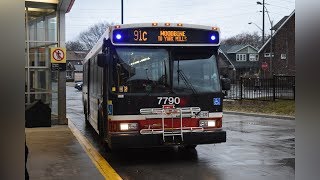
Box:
65;0;295;41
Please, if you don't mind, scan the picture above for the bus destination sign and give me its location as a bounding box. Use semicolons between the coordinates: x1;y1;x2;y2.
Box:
157;30;187;42
112;27;219;45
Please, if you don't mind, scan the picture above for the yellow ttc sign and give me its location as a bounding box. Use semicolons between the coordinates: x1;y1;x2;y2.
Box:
50;47;66;63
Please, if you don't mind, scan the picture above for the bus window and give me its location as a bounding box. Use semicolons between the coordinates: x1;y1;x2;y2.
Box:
172;49;220;93
115;48;170;93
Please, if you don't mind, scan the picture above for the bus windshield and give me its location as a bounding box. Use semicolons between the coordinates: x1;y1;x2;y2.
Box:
115;47;220;94
115;48;170;93
172;48;220;93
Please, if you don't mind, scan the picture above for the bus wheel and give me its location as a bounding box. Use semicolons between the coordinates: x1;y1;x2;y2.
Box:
84;113;90;126
99;138;112;152
98;110;105;138
104;142;112;152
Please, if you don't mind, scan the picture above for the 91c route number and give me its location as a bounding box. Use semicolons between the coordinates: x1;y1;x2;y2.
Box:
157;97;180;105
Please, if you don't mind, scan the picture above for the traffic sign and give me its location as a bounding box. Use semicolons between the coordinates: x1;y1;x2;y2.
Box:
51;47;66;63
261;62;268;71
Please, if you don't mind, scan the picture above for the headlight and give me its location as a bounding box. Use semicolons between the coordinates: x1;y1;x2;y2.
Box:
199;120;216;127
119;123;139;131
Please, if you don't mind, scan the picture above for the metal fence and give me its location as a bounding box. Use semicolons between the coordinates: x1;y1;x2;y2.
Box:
225;75;295;101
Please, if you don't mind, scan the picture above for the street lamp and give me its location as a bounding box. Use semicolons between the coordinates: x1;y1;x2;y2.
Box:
248;22;262;31
257;1;274;77
248;22;263;46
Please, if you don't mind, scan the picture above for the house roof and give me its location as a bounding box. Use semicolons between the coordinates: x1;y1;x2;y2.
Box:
271;16;289;31
220;44;258;54
226;45;246;53
67;50;87;61
219;44;232;53
229;45;258;53
258;10;295;53
218;48;235;69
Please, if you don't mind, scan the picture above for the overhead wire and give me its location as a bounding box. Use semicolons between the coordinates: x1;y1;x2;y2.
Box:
268;0;295;4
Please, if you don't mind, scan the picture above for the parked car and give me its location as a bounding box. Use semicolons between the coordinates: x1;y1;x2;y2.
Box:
74;81;83;91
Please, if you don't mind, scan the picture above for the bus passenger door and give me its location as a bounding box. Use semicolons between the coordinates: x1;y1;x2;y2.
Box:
88;58;99;133
97;51;112;141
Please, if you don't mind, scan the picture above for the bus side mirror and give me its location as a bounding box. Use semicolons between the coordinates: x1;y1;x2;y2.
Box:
97;53;110;67
221;78;231;90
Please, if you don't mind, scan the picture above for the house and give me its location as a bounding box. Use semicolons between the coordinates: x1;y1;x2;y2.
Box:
66;50;87;82
219;44;259;79
218;49;236;80
258;10;295;77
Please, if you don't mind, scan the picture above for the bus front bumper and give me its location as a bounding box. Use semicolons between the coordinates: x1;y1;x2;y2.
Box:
109;130;226;149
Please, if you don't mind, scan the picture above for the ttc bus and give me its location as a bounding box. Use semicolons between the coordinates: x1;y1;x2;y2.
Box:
82;23;230;150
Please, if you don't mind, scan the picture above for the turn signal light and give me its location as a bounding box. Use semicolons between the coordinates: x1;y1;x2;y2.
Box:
212;27;219;31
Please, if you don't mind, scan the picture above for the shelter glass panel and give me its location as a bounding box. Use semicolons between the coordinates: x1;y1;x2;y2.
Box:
25;5;58;111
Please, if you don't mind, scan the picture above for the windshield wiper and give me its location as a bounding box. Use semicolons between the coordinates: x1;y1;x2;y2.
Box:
177;69;197;95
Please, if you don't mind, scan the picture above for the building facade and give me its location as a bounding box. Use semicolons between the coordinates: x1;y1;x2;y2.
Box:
66;50;86;82
258;11;295;77
220;44;259;79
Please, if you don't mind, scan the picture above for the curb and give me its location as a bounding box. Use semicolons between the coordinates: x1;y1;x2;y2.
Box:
224;111;295;120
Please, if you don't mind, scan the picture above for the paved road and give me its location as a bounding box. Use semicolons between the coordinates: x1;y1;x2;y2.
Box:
66;85;295;180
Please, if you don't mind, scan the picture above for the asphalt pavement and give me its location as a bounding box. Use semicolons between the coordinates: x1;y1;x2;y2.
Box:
66;85;295;180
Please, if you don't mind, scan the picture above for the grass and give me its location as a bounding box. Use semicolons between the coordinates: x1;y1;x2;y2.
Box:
223;99;295;117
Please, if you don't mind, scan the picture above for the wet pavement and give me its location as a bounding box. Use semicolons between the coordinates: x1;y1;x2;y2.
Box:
66;85;295;180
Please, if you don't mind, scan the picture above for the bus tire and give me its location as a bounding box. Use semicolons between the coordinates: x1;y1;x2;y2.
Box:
99;134;112;152
103;141;112;152
84;113;90;126
98;110;105;139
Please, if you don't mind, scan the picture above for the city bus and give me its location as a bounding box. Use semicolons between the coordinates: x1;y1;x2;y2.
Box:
82;23;230;150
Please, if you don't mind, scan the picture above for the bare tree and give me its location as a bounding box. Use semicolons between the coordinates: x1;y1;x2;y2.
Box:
221;32;263;49
66;40;85;51
77;22;112;50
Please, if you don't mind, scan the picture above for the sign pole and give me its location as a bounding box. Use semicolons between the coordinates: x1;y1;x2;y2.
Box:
50;47;67;125
57;12;68;125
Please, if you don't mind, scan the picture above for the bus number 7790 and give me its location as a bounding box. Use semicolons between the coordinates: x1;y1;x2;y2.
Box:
157;97;181;105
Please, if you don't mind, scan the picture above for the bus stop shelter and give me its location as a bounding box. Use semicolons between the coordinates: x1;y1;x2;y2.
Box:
25;0;75;125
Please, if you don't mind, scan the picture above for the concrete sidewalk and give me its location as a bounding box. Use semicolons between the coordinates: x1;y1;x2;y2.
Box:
25;125;104;180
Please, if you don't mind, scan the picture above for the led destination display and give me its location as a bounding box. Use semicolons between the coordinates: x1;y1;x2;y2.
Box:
112;27;219;45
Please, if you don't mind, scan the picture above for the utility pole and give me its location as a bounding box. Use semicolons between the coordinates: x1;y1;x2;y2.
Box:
270;20;273;76
121;0;123;24
262;0;265;44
